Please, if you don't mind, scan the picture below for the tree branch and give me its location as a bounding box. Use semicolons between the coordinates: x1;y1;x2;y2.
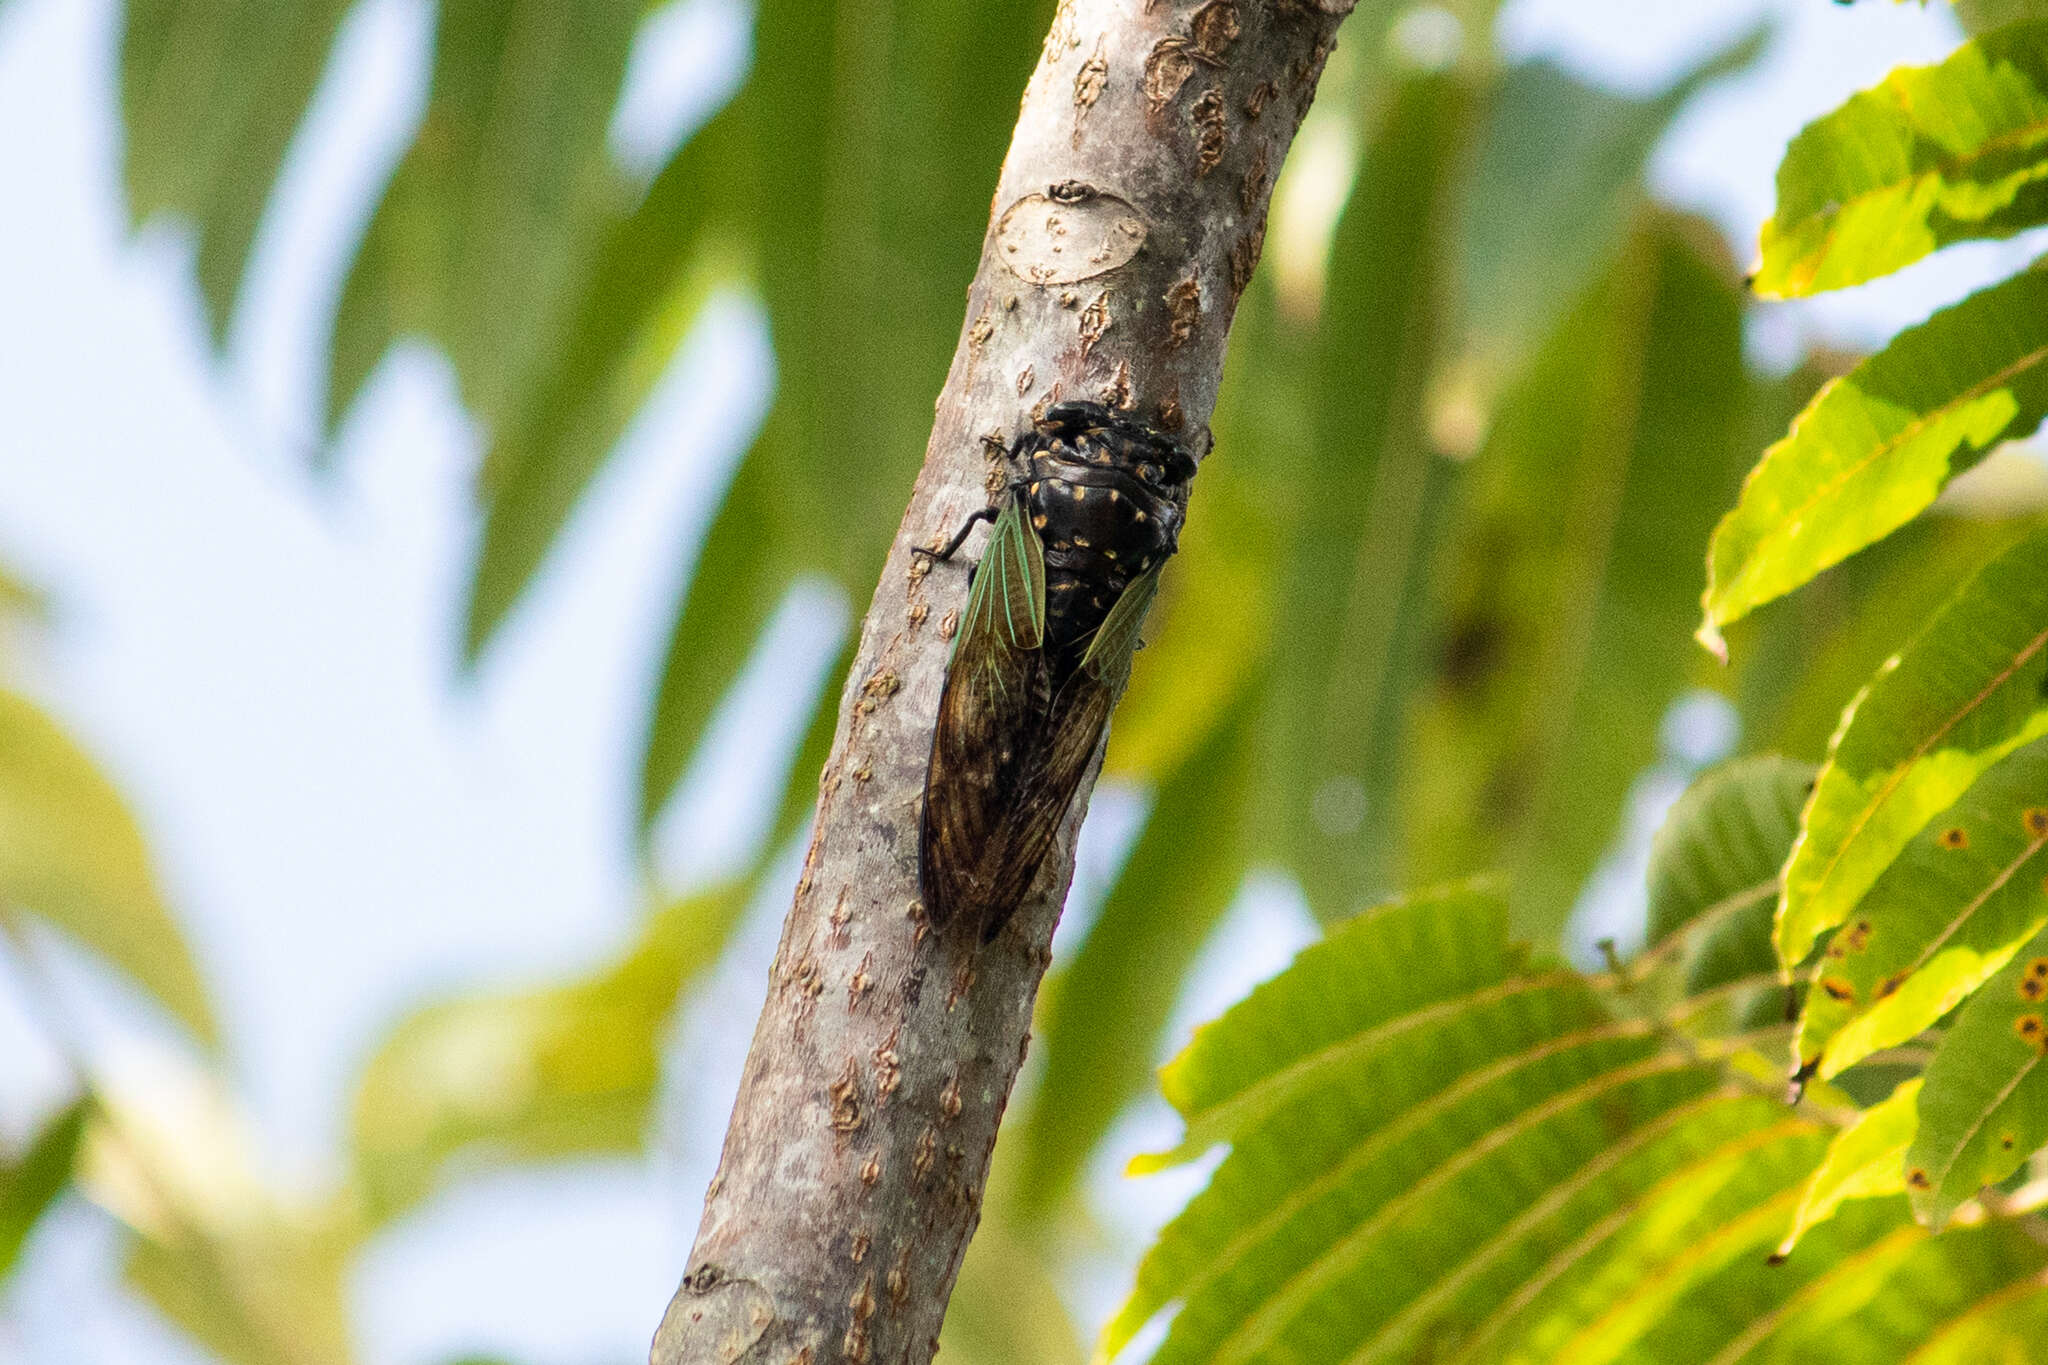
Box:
652;2;1354;1359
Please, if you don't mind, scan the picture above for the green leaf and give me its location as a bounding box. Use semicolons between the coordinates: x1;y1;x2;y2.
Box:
0;562;44;623
1105;879;1848;1365
1910;917;2048;1226
326;0;644;433
1108;873;2048;1365
126;1229;354;1365
1776;1077;1920;1258
1726;510;2037;765
462;109;738;660
1406;214;1753;939
1643;755;1816;999
0;689;217;1047
1265;72;1471;914
1476;1149;1859;1365
1453;29;1764;389
639;452;800;830
120;0;353;339
0;1098;89;1281
1896;1262;2048;1360
1138;882;1520;1170
1700;268;2048;644
1013;697;1253;1219
349;885;745;1226
1795;734;2048;1080
1753;21;2048;298
0;563;45;676
1543;1208;2048;1365
1774;523;2048;973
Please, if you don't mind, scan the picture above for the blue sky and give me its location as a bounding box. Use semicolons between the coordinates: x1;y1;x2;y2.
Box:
0;1;2021;1361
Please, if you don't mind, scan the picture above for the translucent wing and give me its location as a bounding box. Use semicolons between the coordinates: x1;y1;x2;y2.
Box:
921;493;1047;929
922;558;1165;941
1080;564;1162;690
956;674;1113;941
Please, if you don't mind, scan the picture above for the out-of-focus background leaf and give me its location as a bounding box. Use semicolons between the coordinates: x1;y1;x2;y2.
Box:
1403;213;1748;936
348;884;748;1228
119;0;356;342
96;1088;357;1365
0;689;216;1048
0;1099;88;1283
325;0;647;438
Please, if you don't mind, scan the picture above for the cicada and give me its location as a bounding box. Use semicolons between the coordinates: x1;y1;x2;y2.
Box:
917;401;1197;940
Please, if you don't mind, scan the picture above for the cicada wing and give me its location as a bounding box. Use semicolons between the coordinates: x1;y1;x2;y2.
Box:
921;494;1047;928
1080;564;1162;691
942;564;1165;941
965;675;1114;941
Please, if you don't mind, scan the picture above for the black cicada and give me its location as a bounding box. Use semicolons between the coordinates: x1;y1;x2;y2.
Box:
917;401;1198;941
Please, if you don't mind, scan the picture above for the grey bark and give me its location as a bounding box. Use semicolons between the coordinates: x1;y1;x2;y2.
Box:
652;2;1355;1360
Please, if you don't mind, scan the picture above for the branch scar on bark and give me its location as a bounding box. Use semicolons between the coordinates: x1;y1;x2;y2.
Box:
995;188;1147;285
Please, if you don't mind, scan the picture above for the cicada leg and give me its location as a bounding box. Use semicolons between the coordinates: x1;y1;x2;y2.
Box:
913;505;1000;566
913;482;1032;583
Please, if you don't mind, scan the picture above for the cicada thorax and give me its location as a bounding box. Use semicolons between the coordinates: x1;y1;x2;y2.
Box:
1020;411;1192;683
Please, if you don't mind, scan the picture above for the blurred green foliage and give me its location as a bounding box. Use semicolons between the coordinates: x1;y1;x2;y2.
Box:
0;689;217;1048
0;1099;88;1281
4;1;2047;1362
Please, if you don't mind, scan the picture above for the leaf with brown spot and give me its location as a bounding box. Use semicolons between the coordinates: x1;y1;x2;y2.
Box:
1795;735;2048;1081
1912;918;2048;1225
